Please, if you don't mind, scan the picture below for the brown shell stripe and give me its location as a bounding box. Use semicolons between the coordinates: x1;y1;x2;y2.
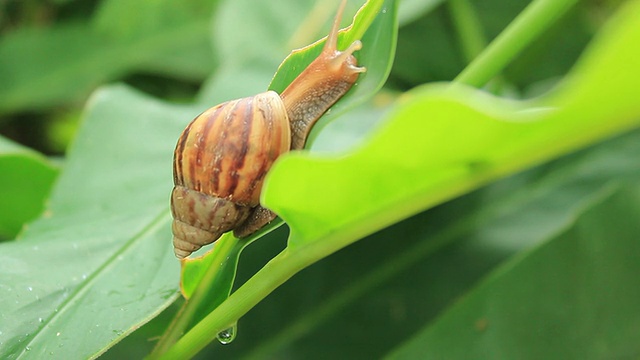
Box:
221;98;253;198
173;118;195;186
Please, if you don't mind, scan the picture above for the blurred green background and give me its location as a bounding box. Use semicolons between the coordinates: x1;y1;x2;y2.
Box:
0;0;619;156
1;0;635;359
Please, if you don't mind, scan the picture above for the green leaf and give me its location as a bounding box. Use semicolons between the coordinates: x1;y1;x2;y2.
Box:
93;0;218;78
264;0;640;245
0;137;58;240
93;0;215;39
0;8;215;115
0;86;191;359
387;184;640;359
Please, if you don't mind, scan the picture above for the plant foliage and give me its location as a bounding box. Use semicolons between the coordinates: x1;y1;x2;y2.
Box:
1;0;639;358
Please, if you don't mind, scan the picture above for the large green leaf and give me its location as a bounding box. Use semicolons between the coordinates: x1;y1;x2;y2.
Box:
387;184;640;359
0;137;58;240
0;87;189;359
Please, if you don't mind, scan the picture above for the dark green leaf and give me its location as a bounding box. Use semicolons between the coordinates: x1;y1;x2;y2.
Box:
388;184;640;359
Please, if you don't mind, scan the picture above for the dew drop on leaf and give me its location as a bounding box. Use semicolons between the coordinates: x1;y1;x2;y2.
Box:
216;323;237;345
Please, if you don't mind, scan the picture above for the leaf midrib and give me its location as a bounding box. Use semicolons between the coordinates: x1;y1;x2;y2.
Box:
15;209;173;359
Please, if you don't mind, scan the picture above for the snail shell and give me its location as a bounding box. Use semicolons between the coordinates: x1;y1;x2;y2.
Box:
171;92;290;259
171;0;365;259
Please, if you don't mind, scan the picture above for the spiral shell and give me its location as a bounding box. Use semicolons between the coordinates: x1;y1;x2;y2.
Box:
171;91;291;259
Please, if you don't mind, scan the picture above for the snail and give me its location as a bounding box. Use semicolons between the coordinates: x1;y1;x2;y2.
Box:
170;0;366;259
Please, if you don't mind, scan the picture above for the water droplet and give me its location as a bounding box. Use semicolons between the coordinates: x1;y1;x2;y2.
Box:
27;286;33;292
38;318;43;323
216;323;237;345
25;346;31;351
82;274;87;280
56;332;61;337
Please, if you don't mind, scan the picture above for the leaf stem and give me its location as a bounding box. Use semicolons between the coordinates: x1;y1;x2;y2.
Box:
448;0;486;63
454;0;579;87
158;248;300;359
149;235;242;358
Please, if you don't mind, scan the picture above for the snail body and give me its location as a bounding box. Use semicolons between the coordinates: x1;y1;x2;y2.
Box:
171;0;365;259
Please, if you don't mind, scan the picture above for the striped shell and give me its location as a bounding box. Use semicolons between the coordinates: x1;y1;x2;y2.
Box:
171;91;291;259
